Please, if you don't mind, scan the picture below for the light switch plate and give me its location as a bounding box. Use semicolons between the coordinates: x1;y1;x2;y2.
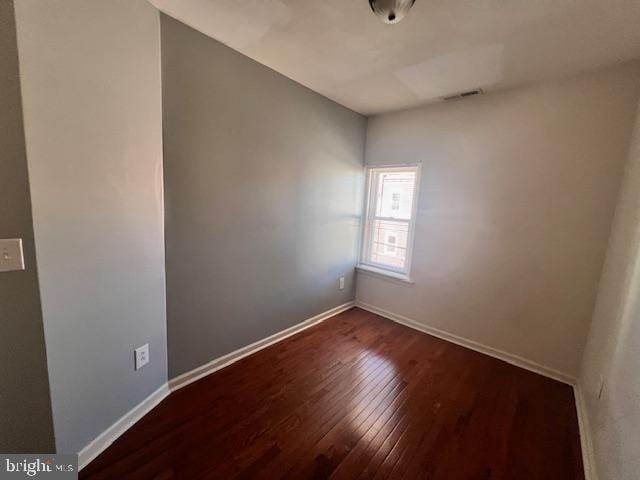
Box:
134;344;149;370
0;239;25;272
339;276;345;290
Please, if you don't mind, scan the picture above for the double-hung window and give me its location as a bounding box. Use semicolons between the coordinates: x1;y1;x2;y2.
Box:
360;164;420;281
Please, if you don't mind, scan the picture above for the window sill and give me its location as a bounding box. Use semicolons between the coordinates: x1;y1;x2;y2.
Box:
356;265;414;285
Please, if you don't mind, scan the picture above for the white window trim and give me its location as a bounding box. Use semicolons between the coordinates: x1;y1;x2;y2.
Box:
358;163;421;283
356;264;415;285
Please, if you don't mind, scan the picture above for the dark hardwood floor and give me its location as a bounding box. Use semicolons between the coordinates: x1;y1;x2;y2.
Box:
81;307;584;479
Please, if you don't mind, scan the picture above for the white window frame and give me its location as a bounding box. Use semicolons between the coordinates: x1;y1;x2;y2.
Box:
359;163;421;283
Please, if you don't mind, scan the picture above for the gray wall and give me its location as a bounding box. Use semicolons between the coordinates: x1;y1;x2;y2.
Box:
0;0;55;453
161;15;366;378
579;101;640;480
14;0;167;454
357;63;640;379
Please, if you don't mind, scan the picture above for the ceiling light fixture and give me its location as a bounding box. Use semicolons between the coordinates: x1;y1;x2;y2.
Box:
369;0;416;24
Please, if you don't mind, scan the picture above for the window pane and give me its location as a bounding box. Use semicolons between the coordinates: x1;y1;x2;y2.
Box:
375;171;416;220
369;220;408;270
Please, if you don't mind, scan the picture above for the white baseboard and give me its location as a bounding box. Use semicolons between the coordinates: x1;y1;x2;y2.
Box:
77;301;354;470
78;383;170;470
355;301;576;386
574;383;597;480
168;301;355;392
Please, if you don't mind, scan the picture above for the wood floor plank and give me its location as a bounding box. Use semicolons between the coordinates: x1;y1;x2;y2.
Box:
81;307;584;480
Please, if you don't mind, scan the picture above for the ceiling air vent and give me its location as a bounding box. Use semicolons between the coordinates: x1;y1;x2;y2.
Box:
442;88;484;101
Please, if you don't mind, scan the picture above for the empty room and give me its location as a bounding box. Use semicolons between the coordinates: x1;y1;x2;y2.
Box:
2;0;640;478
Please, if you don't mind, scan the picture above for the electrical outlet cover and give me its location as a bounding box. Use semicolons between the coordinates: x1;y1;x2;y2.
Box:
0;238;25;272
135;344;149;370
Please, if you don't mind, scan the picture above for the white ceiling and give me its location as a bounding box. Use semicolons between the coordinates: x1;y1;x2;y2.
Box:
149;0;640;115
